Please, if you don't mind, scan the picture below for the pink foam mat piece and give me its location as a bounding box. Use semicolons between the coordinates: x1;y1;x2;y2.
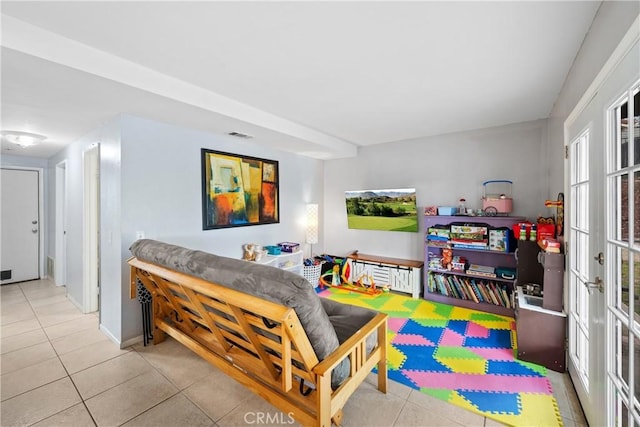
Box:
387;317;408;333
317;289;332;297
392;333;435;346
404;371;553;394
439;328;465;347
465;321;490;338
468;347;515;361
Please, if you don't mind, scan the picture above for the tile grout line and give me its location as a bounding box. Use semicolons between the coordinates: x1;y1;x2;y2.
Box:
130;344;222;425
22;282;100;427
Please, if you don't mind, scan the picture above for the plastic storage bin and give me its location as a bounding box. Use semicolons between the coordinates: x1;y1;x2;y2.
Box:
438;207;457;215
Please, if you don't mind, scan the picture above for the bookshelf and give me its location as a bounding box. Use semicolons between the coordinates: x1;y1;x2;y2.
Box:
423;215;526;316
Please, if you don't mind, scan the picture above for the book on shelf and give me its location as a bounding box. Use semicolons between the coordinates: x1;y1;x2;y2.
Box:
467;264;495;273
466;264;497;278
452;244;489;250
427;235;449;242
428;273;513;310
450;239;487;245
477;281;492;303
466;278;483;303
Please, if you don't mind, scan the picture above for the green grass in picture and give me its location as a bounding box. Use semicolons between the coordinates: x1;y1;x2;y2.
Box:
347;214;418;232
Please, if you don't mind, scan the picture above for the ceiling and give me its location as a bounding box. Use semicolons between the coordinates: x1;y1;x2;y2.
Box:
1;1;601;159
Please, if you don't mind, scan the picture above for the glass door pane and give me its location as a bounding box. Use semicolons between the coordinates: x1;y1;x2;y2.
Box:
569;129;591;388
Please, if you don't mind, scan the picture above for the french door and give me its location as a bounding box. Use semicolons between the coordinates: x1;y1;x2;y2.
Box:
607;78;639;426
566;33;639;426
567;90;606;427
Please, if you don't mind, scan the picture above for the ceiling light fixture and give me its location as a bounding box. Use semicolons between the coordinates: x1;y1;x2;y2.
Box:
1;131;47;147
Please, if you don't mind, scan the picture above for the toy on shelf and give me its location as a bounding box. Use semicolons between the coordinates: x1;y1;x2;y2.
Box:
354;271;376;290
482;180;513;216
332;265;341;286
441;248;453;270
544;192;564;237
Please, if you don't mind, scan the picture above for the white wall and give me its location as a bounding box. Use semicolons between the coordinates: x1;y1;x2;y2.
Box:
324;119;548;261
117;115;324;343
47;120;121;313
44;114;324;345
546;1;640;197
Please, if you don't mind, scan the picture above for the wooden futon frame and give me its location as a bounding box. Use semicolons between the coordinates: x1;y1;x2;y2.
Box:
129;257;388;426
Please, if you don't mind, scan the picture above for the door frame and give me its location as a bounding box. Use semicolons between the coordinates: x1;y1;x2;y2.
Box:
55;160;68;287
1;166;45;280
83;144;100;313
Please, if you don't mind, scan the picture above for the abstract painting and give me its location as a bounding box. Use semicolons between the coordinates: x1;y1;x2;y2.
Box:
201;149;279;229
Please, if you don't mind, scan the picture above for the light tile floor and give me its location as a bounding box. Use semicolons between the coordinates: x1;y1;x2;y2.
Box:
1;279;588;426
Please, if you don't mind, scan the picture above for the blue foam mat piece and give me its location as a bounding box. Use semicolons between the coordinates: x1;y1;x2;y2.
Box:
458;390;522;415
486;360;545;377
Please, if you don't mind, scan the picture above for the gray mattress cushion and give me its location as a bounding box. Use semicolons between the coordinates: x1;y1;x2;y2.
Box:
130;239;355;388
321;298;379;354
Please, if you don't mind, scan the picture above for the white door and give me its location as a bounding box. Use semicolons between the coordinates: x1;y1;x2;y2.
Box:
566;32;639;426
567;94;606;427
1;168;40;284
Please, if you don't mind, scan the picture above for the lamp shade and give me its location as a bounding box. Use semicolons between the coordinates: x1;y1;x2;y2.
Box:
306;204;319;245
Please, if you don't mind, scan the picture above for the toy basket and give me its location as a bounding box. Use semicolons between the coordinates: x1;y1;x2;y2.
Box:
303;263;323;288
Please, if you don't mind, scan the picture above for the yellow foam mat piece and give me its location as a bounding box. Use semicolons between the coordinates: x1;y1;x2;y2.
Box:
492;393;563;427
448;392;563;427
387;344;406;370
378;297;417;315
436;357;487;374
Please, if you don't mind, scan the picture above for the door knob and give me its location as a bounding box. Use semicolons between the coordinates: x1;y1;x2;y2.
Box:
32;220;38;225
584;276;604;294
31;228;38;233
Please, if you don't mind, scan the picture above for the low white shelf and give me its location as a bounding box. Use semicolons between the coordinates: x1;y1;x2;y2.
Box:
258;250;303;276
346;253;423;298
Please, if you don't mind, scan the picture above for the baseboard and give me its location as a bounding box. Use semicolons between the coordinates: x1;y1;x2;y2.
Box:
120;334;144;349
99;324;125;348
98;323;144;349
67;293;83;311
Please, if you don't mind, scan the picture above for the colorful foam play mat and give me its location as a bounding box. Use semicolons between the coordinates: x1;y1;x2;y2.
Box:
317;287;562;426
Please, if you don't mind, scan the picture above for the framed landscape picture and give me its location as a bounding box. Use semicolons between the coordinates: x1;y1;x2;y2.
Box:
201;149;279;230
344;188;418;232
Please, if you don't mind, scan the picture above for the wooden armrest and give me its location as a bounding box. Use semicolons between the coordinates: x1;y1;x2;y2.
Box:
313;312;387;375
129;258;137;300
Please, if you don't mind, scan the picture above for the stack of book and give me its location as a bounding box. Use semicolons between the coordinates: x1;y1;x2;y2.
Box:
426;227;451;247
450;225;488;250
466;264;497;278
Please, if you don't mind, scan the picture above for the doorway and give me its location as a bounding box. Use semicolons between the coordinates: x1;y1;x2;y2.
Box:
1;168;41;284
565;22;639;426
83;145;100;313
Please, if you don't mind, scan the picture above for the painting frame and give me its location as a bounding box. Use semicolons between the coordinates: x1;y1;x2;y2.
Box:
201;148;279;230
